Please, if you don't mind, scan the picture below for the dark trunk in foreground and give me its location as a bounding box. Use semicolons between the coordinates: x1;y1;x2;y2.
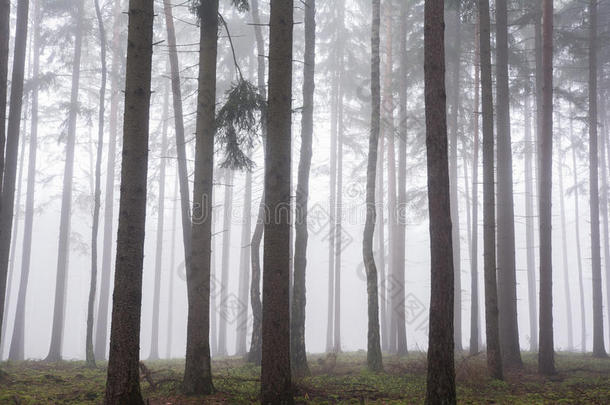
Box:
0;0;9;190
103;0;153;402
424;1;456;403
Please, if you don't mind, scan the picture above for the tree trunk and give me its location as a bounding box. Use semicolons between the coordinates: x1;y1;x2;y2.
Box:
218;169;234;356
363;0;383;372
291;0;315;377
149;82;169;361
469;19;480;356
103;0;153;402
167;171;179;358
261;1;294;403
163;0;192;277
395;0;408;355
524;89;538;352
247;0;266;365
448;4;462;353
8;0;39;362
376;125;387;352
600;89;610;350
0;0;10;191
235;168;252;357
424;0;456;402
182;0;218;394
538;0;556;373
495;0;521;367
479;0;503;380
569;109;587;353
0;0;29;354
95;0;122;361
334;77;343;354
557;117;574;351
46;0;83;362
86;0;107;368
383;0;398;354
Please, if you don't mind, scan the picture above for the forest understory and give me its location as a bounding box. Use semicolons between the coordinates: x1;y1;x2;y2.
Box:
1;352;609;404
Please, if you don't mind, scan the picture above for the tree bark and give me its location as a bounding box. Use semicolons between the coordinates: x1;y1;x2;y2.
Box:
469;19;480;356
291;0;315;377
149;81;169;361
479;0;503;380
538;0;556;373
182;0;218;394
218;169;234;356
261;0;294;403
8;0;39;362
495;0;521;367
0;0;29;354
589;0;607;359
363;0;383;372
86;0;107;368
236;166;252;356
95;0;122;361
423;0;456;402
167;170;179;358
0;0;10;191
103;0;153;402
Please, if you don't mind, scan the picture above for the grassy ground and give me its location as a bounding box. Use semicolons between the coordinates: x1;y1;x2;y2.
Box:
0;351;609;404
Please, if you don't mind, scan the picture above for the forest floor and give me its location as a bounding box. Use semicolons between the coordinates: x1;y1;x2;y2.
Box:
0;351;609;404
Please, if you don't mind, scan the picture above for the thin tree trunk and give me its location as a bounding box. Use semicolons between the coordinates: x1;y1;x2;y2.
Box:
236;166;252;356
424;0;456;402
247;0;266;365
363;0;383;372
261;1;294;402
149;82;169;361
538;0;556;373
469;19;480;356
166;171;178;359
600;90;610;350
557;118;574;351
495;0;521;367
479;0;503;380
334;81;343;354
524;89;538;352
0;0;29;354
86;0;107;368
182;0;218;394
46;0;83;362
218;169;234;356
569;106;586;353
8;0;39;362
95;0;122;361
291;0;315;377
448;4;462;353
395;0;408;355
103;0;153;402
376;128;387;352
589;0;606;359
163;0;192;278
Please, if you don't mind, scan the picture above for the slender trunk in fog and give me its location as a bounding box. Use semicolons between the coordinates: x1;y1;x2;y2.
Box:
8;0;40;361
247;0;266;365
95;0;122;361
424;0;456;402
479;0;503;380
236;167;252;356
448;4;462;352
383;0;397;354
0;0;29;354
600;91;610;348
568;103;586;352
538;0;556;373
86;0;107;368
557;120;574;351
167;171;179;358
218;169;234;356
495;0;521;367
334;75;344;354
363;0;383;372
261;1;294;402
163;0;192;275
149;82;169;361
524;90;538;352
183;0;218;394
469;19;480;355
0;0;10;191
376;105;387;353
395;0;408;355
291;0;315;376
